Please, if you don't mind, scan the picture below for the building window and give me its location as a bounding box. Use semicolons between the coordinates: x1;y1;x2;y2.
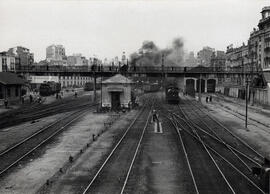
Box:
0;87;3;99
7;88;11;97
15;87;19;97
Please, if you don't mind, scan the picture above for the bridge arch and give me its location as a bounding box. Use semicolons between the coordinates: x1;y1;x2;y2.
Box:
207;79;216;93
185;78;196;97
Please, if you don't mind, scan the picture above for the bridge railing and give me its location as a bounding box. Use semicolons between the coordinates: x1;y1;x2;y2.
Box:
16;65;255;74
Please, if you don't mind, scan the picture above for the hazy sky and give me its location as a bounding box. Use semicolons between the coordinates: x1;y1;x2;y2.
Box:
0;0;269;61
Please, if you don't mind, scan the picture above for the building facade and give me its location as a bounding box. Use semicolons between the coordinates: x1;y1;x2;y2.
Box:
185;51;197;67
7;46;34;70
0;72;25;104
46;45;67;65
67;54;89;66
101;74;132;109
0;52;16;72
59;75;93;88
249;6;270;71
197;46;215;67
211;50;226;70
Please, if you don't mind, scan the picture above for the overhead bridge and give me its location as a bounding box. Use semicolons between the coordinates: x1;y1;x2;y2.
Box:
16;65;256;77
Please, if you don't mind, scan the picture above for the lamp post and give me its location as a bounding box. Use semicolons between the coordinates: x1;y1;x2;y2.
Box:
93;55;97;103
245;77;250;128
100;63;103;111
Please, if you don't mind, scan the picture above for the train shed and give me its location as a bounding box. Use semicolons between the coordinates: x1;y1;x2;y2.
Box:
101;74;132;110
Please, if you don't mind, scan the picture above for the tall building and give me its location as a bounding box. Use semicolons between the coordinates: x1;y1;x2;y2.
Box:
225;44;249;69
197;46;215;67
185;51;197;67
46;44;66;63
248;6;270;71
7;46;34;69
0;52;16;72
211;50;226;70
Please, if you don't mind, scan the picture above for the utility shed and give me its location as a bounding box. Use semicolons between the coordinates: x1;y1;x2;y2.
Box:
102;74;132;110
0;72;26;103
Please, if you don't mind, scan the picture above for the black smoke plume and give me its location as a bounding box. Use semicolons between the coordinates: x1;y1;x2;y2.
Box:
130;37;185;67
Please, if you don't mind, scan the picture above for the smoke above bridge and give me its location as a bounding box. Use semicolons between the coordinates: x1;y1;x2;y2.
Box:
129;37;185;67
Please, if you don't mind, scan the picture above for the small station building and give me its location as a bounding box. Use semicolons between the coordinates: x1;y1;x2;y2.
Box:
101;74;132;110
0;72;26;104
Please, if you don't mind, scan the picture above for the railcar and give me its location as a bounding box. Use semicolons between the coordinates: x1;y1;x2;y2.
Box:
143;83;161;93
84;82;101;91
166;85;179;104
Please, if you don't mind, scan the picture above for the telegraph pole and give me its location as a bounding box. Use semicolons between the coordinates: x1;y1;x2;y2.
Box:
161;54;165;88
93;57;97;103
244;56;250;128
100;63;103;110
245;77;250;128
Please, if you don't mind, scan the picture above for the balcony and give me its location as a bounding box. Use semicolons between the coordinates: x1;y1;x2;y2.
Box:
264;42;270;50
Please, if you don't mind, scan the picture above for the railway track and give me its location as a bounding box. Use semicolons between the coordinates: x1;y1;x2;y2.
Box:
181;97;264;161
82;103;152;194
167;112;235;193
163;98;265;193
0;96;92;130
208;100;270;132
0;103;97;177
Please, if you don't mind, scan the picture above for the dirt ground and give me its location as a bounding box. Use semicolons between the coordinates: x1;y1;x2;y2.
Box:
0;111;111;194
36;109;138;194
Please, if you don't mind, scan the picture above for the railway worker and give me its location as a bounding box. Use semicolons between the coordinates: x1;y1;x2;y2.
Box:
21;95;25;104
4;99;8;109
37;96;42;104
206;96;209;103
74;91;78;98
29;95;33;103
209;95;212;102
152;110;158;122
128;101;132;110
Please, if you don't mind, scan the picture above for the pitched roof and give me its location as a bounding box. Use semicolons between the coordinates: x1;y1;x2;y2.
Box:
102;74;133;84
0;72;26;85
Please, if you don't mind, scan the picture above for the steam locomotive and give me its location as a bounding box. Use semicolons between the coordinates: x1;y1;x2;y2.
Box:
39;81;61;96
165;84;179;104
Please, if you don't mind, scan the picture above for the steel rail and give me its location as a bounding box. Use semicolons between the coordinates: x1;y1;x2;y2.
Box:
0;105;95;176
82;105;149;194
120;106;152;194
166;115;199;194
0;104;97;157
170;110;261;168
175;104;265;193
176;119;265;194
211;102;270;132
179;103;261;170
177;105;236;194
186;96;264;159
